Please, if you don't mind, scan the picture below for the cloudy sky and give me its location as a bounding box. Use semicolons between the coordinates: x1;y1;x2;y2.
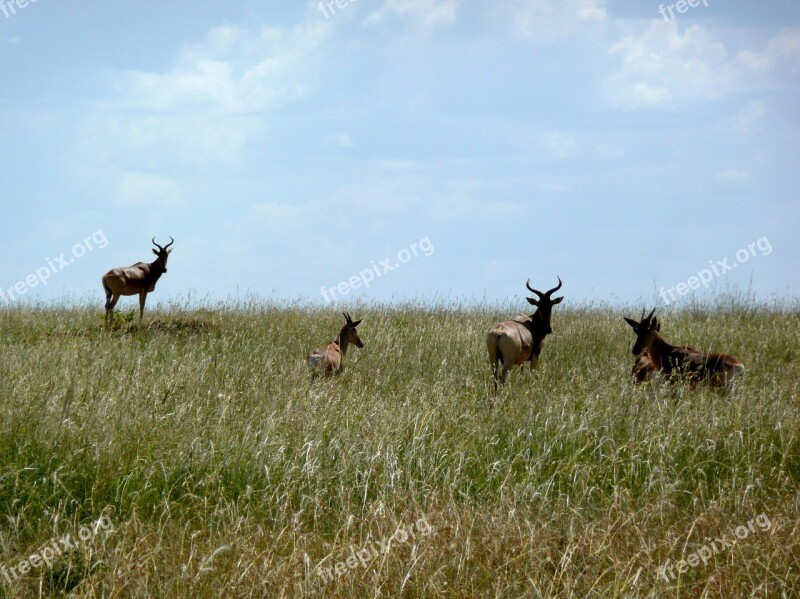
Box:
0;0;797;308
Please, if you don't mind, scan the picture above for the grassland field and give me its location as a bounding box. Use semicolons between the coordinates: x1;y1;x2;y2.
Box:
0;299;798;598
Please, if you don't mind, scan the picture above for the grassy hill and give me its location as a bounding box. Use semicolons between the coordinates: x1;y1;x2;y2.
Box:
0;301;798;597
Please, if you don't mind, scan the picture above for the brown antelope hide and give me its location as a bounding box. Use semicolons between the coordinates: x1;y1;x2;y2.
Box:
624;308;744;391
631;352;657;384
486;277;564;396
102;237;173;324
308;312;364;376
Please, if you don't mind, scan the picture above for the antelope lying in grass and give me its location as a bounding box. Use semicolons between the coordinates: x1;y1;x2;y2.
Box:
308;313;364;376
631;352;657;384
486;277;564;396
624;308;744;391
102;237;173;325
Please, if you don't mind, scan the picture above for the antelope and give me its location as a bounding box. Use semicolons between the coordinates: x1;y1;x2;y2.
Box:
486;277;564;396
624;308;744;390
308;313;364;376
631;352;657;384
102;237;173;324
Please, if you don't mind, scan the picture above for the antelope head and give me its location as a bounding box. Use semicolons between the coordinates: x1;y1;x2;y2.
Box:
624;308;661;355
152;237;174;272
525;276;564;335
342;312;364;348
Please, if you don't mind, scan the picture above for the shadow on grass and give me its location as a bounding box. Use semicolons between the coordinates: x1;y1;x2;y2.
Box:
104;317;213;336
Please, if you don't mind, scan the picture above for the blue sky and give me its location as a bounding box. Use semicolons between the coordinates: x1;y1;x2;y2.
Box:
0;0;798;308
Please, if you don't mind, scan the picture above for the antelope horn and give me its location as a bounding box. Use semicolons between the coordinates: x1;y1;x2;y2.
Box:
343;312;352;324
164;236;174;250
645;307;656;322
526;278;544;299
544;275;563;298
152;237;163;251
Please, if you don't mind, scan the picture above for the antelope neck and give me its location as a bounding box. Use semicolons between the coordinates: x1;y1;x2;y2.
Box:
335;327;350;354
528;312;548;338
644;334;674;368
146;258;166;282
526;313;548;359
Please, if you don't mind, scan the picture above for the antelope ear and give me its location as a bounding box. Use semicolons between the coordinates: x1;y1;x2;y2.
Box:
167;248;173;254
624;317;639;329
526;297;538;306
152;249;159;256
552;296;564;304
351;319;362;327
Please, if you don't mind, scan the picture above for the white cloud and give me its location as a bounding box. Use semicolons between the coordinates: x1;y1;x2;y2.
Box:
108;23;328;114
737;29;800;73
363;0;460;30
605;24;800;109
606;22;732;108
576;0;606;22
505;0;606;42
81;22;330;175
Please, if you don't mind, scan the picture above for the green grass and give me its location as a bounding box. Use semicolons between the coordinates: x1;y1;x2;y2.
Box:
0;300;798;597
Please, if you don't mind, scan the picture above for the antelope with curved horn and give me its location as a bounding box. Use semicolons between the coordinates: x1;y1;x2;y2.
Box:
486;277;564;396
102;237;174;324
624;308;744;390
308;312;364;376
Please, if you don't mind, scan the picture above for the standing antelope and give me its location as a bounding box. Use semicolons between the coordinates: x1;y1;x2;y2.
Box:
102;237;173;324
624;308;744;390
308;313;364;376
486;277;564;396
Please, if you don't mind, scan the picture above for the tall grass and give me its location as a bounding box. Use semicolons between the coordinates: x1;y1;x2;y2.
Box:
0;300;798;597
